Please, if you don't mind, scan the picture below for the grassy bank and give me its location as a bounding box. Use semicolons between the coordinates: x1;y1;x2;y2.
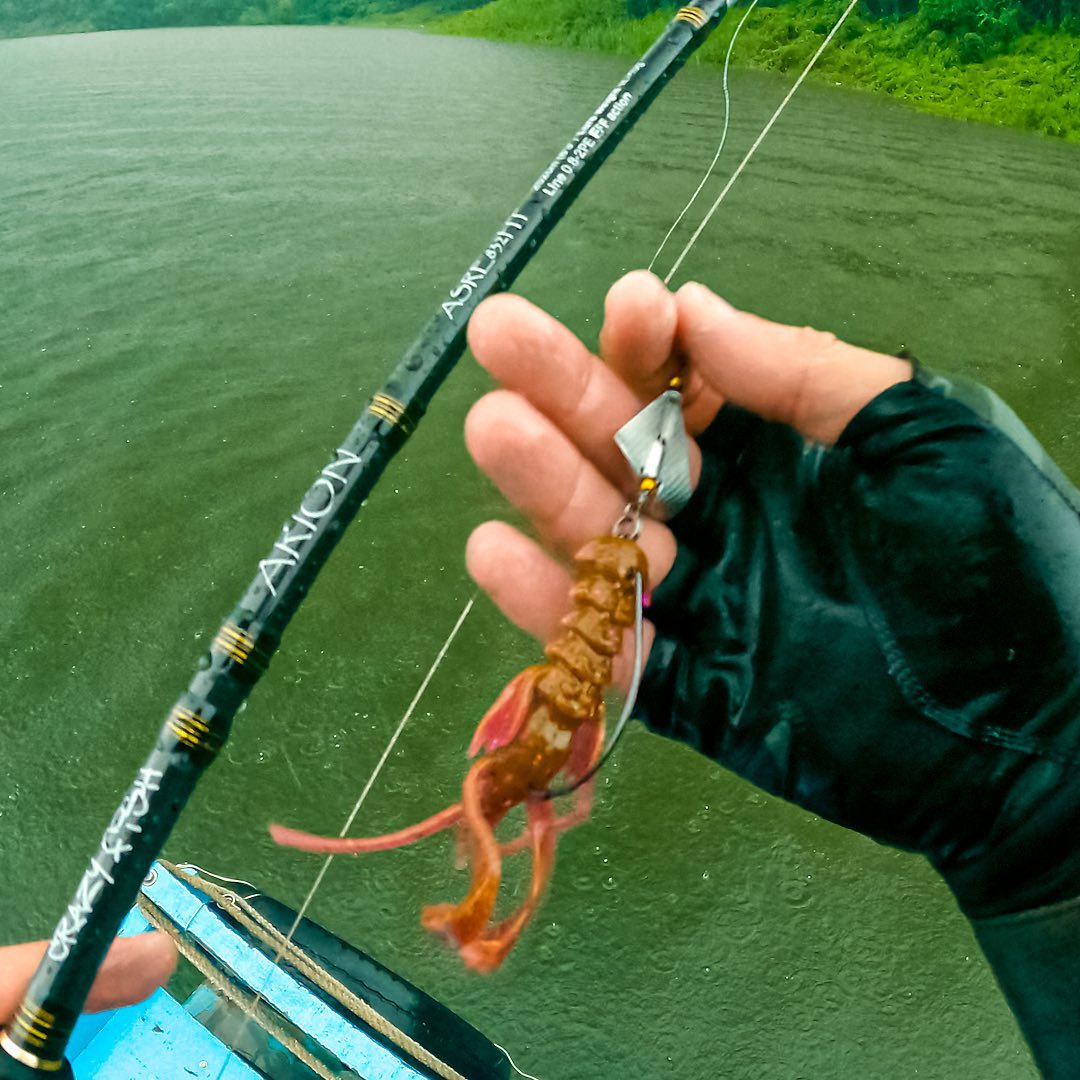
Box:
3;0;1076;141
378;0;1080;141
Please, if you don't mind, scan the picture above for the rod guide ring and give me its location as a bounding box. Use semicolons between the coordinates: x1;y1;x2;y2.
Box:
0;1032;64;1072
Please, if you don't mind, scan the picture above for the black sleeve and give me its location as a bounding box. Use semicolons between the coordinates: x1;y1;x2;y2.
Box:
636;368;1080;1077
973;897;1080;1079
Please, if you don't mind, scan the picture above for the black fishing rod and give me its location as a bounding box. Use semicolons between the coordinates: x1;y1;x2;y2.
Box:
0;3;737;1074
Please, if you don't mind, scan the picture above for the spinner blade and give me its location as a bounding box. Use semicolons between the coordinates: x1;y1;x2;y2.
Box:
614;389;693;519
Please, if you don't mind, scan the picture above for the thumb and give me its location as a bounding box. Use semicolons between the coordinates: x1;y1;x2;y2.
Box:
0;932;178;1026
675;282;911;445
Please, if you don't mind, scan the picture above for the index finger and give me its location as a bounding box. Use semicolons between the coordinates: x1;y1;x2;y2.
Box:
600;270;725;436
467;282;702;492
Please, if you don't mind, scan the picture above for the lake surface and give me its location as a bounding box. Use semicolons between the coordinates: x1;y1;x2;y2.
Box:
2;24;1078;1079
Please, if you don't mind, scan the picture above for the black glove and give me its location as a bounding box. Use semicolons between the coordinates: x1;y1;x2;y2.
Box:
638;367;1080;1076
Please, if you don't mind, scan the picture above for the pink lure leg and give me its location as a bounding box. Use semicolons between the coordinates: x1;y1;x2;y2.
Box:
565;711;605;781
422;758;502;946
498;783;593;857
270;802;462;855
459;796;557;973
498;830;531;858
467;666;541;758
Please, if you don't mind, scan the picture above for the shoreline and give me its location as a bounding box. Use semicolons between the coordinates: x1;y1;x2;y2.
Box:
369;0;1080;143
3;2;1078;143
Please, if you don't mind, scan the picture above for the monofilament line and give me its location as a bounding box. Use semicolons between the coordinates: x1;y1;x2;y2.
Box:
662;0;860;285
647;0;758;276
224;595;476;1078
493;1041;543;1080
233;3;858;1067
278;594;475;949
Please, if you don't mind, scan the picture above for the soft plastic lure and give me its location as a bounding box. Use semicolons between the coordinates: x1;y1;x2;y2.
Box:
272;377;692;970
272;534;648;972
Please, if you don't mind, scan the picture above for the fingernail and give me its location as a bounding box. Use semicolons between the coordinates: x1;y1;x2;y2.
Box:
678;281;734;312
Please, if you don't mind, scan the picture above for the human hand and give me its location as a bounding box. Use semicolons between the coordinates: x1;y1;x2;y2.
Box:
463;270;909;658
463;268;908;706
464;270;1080;924
0;934;176;1029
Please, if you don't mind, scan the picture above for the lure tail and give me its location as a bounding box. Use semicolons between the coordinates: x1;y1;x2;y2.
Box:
270;802;463;854
457;795;557;973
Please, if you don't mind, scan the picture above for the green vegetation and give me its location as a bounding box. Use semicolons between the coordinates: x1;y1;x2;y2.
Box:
0;0;480;36
2;0;1078;140
423;0;1080;140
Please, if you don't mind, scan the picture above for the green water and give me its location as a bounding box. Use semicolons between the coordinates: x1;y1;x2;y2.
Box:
2;25;1078;1079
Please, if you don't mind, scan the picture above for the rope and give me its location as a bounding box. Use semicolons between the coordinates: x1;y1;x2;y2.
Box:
153;861;468;1080
662;0;861;285
138;894;342;1080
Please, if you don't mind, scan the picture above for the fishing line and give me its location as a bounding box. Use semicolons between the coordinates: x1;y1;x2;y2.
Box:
647;0;759;277
238;4;861;1069
492;1041;544;1080
223;595;477;1079
559;0;862;780
271;0;862;927
662;0;860;284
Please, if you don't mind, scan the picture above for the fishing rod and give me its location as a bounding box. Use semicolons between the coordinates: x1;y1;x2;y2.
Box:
0;2;740;1075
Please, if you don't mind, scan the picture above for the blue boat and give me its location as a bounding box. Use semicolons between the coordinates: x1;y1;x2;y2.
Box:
65;861;510;1080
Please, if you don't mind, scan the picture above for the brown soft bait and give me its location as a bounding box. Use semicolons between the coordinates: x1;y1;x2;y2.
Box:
271;535;648;972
